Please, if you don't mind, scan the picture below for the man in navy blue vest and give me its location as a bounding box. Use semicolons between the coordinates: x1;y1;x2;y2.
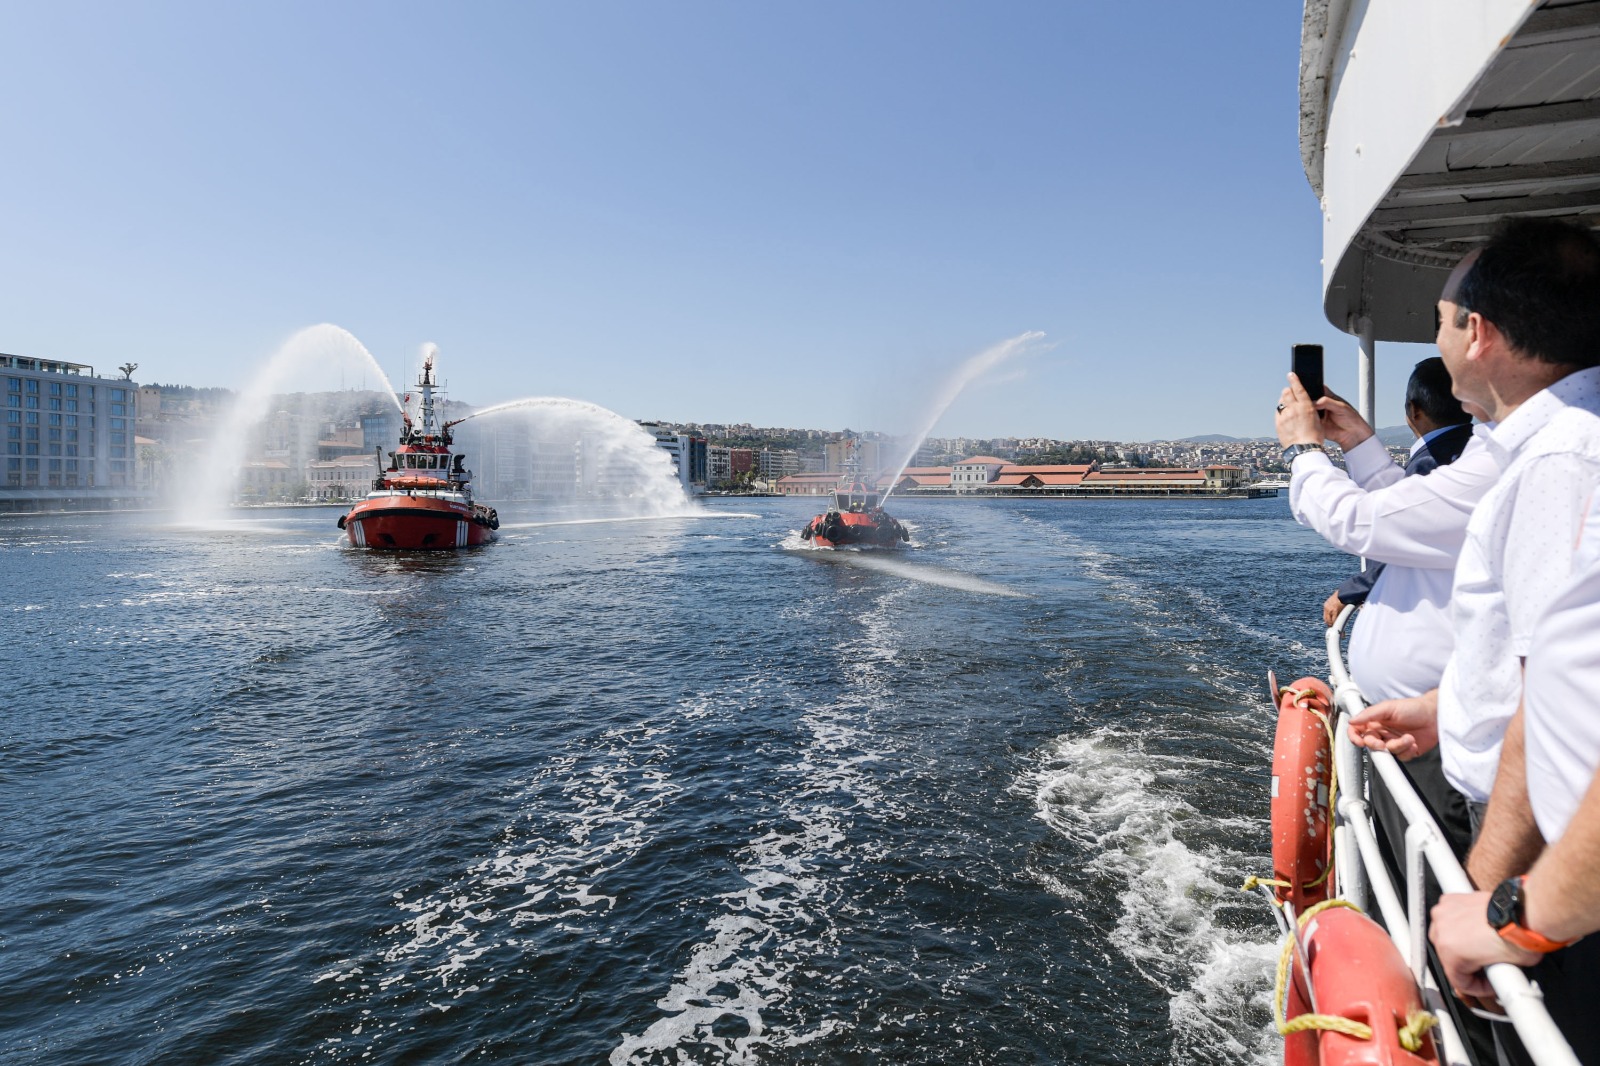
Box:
1320;357;1475;626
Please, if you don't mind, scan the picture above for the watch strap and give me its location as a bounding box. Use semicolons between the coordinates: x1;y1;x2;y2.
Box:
1282;443;1325;464
1497;922;1572;954
1493;877;1574;954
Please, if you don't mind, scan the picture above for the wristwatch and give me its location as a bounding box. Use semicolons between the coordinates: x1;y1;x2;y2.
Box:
1281;442;1325;464
1487;876;1572;953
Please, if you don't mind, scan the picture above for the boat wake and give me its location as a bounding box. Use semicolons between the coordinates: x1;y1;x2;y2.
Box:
609;590;909;1062
1016;729;1277;1064
781;533;1025;598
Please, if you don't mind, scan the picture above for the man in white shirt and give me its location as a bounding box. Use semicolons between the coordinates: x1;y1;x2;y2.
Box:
1343;219;1600;881
1431;499;1600;1061
1290;361;1474;705
1279;337;1501;872
1317;360;1474;629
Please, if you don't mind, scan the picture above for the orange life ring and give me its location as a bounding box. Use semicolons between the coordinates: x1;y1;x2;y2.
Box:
1283;905;1438;1066
1271;676;1334;912
383;475;443;490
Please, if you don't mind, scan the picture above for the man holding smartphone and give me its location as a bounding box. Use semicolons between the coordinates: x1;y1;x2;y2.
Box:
1318;359;1473;627
1275;359;1487;863
1279;217;1600;1045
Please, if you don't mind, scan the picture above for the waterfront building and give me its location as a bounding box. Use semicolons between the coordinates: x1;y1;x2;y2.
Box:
881;466;953;492
950;456;1008;492
707;445;731;486
1;353;148;511
705;444;754;486
641;422;708;490
306;453;380;501
238;459;294;502
360;409;402;452
774;472;838;496
759;448;801;479
781;459;1265;499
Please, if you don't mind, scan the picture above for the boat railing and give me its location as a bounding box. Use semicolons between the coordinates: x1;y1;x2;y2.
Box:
1320;605;1579;1066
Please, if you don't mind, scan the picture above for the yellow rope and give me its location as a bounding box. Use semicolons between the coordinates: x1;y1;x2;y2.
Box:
1256;684;1438;1054
1246;688;1340;898
1273;898;1437;1053
1275;900;1370;1039
1240;874;1291;894
1398;1010;1439;1054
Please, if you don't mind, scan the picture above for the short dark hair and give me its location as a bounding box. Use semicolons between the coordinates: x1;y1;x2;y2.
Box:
1453;217;1600;367
1405;357;1468;426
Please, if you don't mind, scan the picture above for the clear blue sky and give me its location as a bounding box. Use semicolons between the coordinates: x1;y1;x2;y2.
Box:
0;1;1430;440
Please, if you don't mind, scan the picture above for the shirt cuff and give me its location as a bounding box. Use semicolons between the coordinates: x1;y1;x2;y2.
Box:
1343;435;1393;484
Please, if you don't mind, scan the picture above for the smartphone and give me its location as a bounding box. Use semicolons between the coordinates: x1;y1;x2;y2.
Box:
1292;343;1325;400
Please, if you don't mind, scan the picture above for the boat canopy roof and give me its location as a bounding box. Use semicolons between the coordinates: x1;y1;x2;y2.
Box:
1303;0;1600;341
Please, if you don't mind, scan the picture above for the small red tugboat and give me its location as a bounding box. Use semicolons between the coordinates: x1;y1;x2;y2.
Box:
338;352;499;550
800;443;910;548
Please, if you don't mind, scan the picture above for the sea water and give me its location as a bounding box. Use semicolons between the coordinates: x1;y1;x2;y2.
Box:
0;496;1355;1064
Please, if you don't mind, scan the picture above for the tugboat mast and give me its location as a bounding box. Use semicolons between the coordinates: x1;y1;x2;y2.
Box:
417;354;441;441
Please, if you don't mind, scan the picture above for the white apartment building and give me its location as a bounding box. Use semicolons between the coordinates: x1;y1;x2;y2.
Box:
759;448;801;479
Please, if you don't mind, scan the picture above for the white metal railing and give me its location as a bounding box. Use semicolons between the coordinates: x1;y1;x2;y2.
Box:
1319;605;1580;1066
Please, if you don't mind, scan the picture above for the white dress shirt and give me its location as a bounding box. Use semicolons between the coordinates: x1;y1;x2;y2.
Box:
1288;430;1496;702
1438;365;1600;802
1289;431;1498;568
1524;494;1600;842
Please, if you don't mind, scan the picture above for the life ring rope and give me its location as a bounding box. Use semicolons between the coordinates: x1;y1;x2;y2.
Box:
1272;898;1439;1053
1241;686;1340;900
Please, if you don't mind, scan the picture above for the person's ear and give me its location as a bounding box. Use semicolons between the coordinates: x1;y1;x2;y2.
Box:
1465;312;1494;361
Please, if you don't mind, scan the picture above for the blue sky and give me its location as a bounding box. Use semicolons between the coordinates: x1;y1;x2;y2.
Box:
0;1;1432;440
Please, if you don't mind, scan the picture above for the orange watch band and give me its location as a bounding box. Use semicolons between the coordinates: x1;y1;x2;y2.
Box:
1497;921;1572;954
1494;877;1573;954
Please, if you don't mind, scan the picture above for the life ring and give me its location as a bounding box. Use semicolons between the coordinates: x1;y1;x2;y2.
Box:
1271;676;1334;913
1281;903;1438;1066
383;475;441;491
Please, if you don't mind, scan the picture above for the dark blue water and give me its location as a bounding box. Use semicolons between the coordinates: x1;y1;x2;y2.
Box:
1;497;1356;1064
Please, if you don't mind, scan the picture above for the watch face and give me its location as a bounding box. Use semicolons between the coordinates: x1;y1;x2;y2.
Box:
1487;878;1520;930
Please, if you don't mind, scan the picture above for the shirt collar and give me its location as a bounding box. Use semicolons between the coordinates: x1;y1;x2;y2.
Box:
1408;422;1471;459
1485;366;1600;468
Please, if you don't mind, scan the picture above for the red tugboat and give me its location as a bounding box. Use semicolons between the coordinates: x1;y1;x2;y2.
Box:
337;352;499;550
800;442;910;548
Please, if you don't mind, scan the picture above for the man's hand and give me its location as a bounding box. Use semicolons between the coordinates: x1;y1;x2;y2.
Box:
1348;688;1440;759
1323;590;1346;628
1431;891;1540;1001
1275;374;1324;449
1314;389;1376;452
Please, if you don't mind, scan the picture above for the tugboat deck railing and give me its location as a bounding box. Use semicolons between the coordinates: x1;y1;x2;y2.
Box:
1322;604;1579;1066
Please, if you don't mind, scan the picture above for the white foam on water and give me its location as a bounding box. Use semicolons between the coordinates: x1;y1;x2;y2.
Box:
1016;729;1277;1065
838;552;1025;599
312;723;682;1059
609;592;907;1063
